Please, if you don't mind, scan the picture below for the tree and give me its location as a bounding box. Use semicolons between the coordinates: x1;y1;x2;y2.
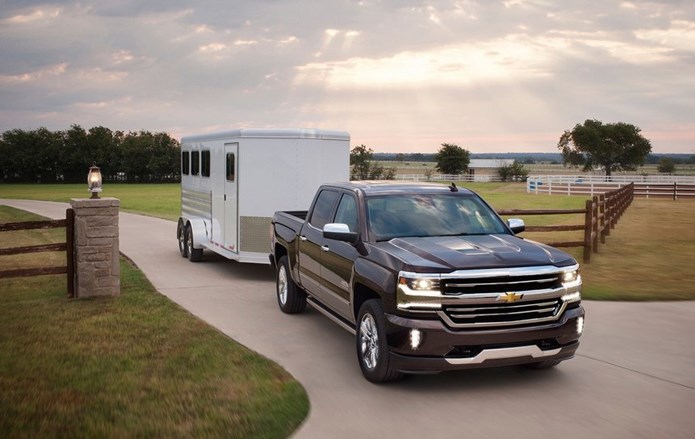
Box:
498;161;529;181
558;119;652;177
350;145;386;180
657;157;676;174
435;143;470;175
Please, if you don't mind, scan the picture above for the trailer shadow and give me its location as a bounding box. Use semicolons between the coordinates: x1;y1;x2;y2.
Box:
200;251;276;282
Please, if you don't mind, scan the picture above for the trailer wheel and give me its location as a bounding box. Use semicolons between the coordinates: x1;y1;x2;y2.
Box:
185;225;203;262
356;300;403;383
276;256;306;313
177;221;188;258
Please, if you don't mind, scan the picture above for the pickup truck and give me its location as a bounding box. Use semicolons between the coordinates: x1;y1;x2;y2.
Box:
270;181;584;383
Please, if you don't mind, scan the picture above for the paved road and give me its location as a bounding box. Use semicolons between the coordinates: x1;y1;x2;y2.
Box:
3;199;695;439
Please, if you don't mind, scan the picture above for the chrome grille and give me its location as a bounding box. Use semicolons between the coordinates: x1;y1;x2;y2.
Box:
442;298;563;328
443;273;562;295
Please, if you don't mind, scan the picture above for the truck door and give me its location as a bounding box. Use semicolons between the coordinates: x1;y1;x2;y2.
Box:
298;189;339;297
319;193;358;320
224;143;238;253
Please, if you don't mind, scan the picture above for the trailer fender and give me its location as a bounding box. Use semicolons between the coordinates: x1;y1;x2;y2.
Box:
186;218;209;249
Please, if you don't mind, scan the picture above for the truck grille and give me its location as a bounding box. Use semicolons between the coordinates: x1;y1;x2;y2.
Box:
441;298;562;328
442;273;562;295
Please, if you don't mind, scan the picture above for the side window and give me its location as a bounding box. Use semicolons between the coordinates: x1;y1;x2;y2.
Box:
226;153;235;182
181;151;189;175
191;151;200;176
201;150;210;177
309;190;340;229
333;194;359;233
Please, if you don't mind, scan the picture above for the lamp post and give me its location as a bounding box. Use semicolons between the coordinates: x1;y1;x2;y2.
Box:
88;164;102;199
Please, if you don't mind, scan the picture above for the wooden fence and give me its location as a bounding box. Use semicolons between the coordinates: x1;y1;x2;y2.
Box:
0;209;75;297
498;183;635;263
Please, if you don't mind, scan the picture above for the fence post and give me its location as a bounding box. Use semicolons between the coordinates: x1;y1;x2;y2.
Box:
592;196;599;253
674;182;677;201
598;194;606;244
66;208;75;298
583;199;592;263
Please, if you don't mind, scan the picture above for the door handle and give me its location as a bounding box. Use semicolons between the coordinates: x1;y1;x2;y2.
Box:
300;236;307;241
321;245;330;252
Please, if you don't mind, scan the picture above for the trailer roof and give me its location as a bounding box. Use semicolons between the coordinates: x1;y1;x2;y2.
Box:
181;128;350;143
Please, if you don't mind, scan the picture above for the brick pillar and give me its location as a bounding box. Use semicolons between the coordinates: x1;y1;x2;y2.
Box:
70;198;120;298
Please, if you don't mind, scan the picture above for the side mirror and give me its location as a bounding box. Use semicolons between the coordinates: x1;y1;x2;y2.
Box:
507;218;525;234
323;223;359;244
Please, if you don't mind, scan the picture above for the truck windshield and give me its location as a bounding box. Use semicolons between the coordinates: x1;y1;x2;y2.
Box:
366;194;507;241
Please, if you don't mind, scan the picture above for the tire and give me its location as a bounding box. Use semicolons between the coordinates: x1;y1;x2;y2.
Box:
356;300;403;383
185;225;203;262
524;359;562;369
276;256;306;314
177;222;188;258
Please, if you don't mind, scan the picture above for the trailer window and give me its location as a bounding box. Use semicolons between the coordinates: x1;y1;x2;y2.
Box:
191;151;200;176
181;151;189;175
201;150;210;177
226;153;235;182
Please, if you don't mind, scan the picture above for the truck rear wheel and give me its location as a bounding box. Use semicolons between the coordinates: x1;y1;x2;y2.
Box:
356;300;403;383
276;256;306;313
185;225;203;262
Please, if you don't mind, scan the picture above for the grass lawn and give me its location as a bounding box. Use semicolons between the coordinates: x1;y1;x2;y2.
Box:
0;184;181;221
0;207;308;438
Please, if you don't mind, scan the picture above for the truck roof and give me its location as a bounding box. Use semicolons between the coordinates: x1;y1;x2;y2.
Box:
325;181;475;196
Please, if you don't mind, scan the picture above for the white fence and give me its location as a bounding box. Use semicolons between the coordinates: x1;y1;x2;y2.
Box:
395;174;507;182
527;175;695;199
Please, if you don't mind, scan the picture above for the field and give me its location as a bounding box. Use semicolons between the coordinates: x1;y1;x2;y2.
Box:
2;182;694;300
0;206;308;438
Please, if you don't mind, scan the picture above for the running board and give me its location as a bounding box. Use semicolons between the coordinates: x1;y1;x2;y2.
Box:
307;297;356;335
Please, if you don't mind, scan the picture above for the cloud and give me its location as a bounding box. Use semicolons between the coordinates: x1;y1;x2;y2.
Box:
0;0;693;152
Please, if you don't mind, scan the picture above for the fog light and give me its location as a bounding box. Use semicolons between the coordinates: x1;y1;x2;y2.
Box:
576;316;585;335
409;329;422;350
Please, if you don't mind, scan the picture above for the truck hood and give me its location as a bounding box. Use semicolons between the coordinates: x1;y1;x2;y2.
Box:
372;234;575;272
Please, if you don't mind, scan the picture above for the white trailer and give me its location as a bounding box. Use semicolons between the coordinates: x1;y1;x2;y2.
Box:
177;128;350;264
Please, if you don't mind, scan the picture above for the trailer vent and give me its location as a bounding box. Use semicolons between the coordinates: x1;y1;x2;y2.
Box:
240;216;273;253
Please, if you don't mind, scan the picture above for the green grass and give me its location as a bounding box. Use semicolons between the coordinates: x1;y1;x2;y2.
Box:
0;184;181;221
0;207;308;438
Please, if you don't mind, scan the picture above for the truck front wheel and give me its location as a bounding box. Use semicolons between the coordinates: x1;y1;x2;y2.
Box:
356;300;403;383
276;256;306;314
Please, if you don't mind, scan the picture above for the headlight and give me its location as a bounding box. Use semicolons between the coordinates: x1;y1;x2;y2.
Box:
562;270;579;284
397;272;442;310
562;291;582;303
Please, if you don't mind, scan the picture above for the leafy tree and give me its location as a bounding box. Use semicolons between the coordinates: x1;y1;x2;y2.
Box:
435;143;470;175
350;145;386;180
657;157;676;174
558;119;652;177
498;161;529;181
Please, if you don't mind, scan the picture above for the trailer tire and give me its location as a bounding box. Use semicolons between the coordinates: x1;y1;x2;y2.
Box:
276;256;306;314
185;225;203;262
177;221;188;258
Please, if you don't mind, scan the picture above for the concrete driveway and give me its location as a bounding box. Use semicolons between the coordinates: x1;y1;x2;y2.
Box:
2;199;694;439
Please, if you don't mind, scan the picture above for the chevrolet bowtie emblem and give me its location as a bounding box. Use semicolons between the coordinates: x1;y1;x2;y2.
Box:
499;292;523;303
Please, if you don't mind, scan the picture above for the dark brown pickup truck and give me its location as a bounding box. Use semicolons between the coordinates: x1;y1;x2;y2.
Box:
270;181;584;383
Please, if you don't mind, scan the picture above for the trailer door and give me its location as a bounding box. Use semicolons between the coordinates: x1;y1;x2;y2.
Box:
224;143;239;252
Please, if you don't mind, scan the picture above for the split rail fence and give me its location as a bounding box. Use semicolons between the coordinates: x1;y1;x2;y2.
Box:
498;183;634;263
0;209;75;297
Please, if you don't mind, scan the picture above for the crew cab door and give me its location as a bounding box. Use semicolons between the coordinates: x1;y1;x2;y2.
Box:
319;193;359;321
298;189;340;297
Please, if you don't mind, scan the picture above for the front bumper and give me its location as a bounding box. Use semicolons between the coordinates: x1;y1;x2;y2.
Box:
384;306;584;373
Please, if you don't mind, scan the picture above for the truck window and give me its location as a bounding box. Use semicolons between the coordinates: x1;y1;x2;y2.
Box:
309;190;340;229
201;150;210;177
226;153;235;182
181;151;189;175
333;194;358;232
191;151;200;176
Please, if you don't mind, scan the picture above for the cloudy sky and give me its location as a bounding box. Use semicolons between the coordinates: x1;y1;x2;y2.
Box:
1;0;694;153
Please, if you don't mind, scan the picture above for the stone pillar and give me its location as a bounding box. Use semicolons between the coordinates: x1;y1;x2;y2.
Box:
70;198;120;298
